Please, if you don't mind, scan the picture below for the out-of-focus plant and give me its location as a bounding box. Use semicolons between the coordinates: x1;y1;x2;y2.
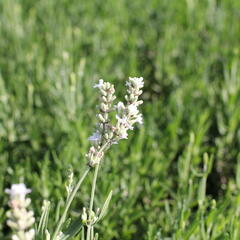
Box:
5;184;35;240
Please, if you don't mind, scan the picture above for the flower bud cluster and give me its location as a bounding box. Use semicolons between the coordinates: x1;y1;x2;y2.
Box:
87;80;116;167
86;146;104;167
125;77;144;105
5;184;35;240
81;207;99;226
87;77;144;167
114;77;144;141
92;79;116;145
66;170;74;198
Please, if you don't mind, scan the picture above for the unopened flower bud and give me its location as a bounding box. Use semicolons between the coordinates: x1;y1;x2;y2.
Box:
82;208;88;224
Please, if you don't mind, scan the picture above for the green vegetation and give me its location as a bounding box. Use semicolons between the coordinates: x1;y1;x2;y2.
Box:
0;0;240;239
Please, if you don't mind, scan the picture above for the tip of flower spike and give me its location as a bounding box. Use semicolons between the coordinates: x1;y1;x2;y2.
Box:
129;76;143;81
127;77;144;89
5;183;31;198
93;79;104;88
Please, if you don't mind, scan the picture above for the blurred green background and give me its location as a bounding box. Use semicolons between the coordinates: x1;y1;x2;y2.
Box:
0;0;240;239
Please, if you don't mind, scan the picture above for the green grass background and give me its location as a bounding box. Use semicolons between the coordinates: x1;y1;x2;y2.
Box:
0;0;240;239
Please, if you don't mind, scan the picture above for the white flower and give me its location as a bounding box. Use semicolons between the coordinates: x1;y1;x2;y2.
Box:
115;101;125;113
12;235;19;240
81;207;87;223
119;129;128;139
136;114;143;124
116;115;130;129
116;115;127;124
88;131;102;144
116;115;133;130
5;184;31;200
128;104;139;115
93;79;104;88
128;77;144;88
25;229;35;240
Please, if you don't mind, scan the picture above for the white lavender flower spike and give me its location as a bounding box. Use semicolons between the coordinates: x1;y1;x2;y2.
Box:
5;183;35;240
126;77;144;89
87;76;144;160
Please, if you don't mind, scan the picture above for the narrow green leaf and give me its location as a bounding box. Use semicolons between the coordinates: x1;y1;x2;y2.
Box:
97;190;113;222
59;218;83;240
37;200;51;236
236;154;240;191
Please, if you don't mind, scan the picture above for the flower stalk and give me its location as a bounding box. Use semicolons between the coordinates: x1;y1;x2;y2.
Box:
84;77;144;240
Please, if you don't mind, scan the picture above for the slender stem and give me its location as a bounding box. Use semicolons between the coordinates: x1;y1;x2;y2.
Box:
86;142;109;240
89;163;100;212
52;167;90;240
86;226;91;240
91;226;94;239
86;164;100;240
82;226;85;240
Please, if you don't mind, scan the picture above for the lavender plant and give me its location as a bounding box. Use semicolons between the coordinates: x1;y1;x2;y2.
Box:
5;77;144;240
82;77;144;240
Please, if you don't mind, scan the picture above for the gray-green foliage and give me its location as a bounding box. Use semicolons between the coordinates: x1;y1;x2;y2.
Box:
0;0;240;239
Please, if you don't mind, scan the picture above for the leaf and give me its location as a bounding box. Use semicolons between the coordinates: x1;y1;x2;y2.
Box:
37;200;51;237
97;190;113;222
236;154;240;191
58;218;83;240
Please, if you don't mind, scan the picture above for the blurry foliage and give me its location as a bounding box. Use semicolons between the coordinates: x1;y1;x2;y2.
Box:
0;0;240;239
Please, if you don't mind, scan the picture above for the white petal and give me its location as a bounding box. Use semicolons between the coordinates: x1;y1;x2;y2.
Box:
5;184;31;199
93;79;104;88
115;101;125;113
88;131;102;144
136;114;143;124
128;77;144;88
128;104;139;115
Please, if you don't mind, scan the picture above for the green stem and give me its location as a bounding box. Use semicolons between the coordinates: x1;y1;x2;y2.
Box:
86;164;100;240
52;167;90;240
86;142;109;240
89;163;100;213
82;226;85;240
86;226;91;240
